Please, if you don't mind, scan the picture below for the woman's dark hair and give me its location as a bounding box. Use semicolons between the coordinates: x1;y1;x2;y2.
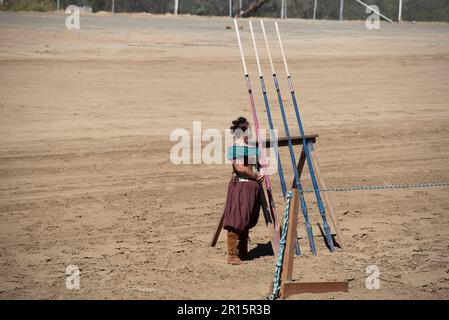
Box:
230;117;249;138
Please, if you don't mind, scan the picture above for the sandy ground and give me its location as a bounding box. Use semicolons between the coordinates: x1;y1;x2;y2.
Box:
0;11;449;299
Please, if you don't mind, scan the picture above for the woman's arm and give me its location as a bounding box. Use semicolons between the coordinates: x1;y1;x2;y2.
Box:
233;164;264;182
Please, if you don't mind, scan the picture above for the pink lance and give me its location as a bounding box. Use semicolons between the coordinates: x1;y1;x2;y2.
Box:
233;19;280;244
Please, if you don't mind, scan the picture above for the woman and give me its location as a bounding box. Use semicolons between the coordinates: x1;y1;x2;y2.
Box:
223;117;264;265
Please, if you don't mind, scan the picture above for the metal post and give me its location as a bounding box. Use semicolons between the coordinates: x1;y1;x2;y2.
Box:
57;0;59;11
398;0;403;22
174;0;179;15
285;0;288;19
281;0;285;19
229;0;233;17
313;0;317;20
112;0;115;13
239;0;243;15
339;0;344;21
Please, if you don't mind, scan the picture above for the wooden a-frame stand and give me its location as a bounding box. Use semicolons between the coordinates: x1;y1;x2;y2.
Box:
272;134;348;298
211;134;348;298
273;185;348;298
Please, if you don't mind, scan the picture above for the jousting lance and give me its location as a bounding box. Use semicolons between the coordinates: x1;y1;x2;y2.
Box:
274;22;334;251
233;19;280;241
260;20;316;255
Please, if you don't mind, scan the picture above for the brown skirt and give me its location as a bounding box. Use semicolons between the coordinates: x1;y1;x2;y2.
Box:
223;176;262;234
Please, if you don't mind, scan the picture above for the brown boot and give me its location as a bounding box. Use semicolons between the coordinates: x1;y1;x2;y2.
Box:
238;230;249;261
227;231;241;265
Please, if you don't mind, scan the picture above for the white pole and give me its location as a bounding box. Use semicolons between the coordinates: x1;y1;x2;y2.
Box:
174;0;179;15
249;21;263;77
239;0;243;15
112;0;115;13
229;0;233;18
56;0;59;11
285;0;288;19
260;20;276;75
398;0;403;22
313;0;317;20
274;22;290;77
234;19;248;76
339;0;344;21
356;0;394;23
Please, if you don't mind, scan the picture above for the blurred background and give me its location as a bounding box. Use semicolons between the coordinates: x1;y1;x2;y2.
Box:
0;0;448;22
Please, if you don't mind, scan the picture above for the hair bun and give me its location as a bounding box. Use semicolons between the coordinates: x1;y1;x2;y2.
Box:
230;116;249;137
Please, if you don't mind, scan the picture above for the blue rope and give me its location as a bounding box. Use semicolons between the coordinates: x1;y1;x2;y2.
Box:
268;190;293;300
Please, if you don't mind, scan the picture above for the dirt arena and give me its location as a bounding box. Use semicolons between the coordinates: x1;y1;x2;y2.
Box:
0;11;449;299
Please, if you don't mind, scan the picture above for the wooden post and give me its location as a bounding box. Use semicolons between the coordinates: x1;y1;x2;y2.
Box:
210;211;224;247
292;148;306;255
291;149;306;189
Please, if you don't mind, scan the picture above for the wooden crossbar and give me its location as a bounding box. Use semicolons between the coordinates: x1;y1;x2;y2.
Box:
270;280;349;297
282;281;348;296
248;134;318;148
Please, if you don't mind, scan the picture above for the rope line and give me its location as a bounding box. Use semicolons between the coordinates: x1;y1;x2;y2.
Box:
268;190;293;301
300;182;449;194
